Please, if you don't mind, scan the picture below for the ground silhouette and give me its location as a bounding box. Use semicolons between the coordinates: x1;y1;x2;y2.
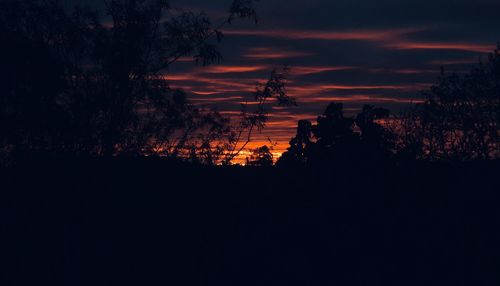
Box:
2;157;500;285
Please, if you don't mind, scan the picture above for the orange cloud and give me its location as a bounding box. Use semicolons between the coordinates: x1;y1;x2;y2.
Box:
286;83;428;98
191;96;244;102
244;47;315;59
202;65;269;74
387;42;494;53
305;95;424;104
165;73;263;93
291;66;356;75
190;91;220;95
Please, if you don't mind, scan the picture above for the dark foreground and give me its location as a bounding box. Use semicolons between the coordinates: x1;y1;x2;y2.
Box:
2;157;500;285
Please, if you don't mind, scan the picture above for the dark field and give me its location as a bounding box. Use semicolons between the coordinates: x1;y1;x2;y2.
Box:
2;158;499;285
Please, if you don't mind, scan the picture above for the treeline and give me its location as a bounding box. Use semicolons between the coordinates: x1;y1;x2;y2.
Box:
1;1;499;166
275;50;500;167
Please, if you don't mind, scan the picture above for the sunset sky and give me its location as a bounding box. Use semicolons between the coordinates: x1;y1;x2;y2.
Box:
70;0;500;158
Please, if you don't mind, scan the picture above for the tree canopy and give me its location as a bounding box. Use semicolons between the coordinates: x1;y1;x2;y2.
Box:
1;0;295;164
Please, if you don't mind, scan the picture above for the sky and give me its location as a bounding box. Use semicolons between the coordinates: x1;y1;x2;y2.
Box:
70;0;500;159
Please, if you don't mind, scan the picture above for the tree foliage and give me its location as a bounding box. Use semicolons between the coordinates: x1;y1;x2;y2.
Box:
392;48;500;161
278;103;393;166
0;0;288;165
245;145;273;167
280;47;500;166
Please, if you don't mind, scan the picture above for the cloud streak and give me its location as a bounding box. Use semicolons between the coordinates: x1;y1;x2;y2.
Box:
244;47;315;60
223;27;423;42
387;42;495;53
224;27;495;54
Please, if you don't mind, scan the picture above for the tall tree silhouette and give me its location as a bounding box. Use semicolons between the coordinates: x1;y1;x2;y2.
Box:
393;47;500;161
0;0;273;163
277;120;313;166
224;67;295;164
0;0;76;157
308;103;360;164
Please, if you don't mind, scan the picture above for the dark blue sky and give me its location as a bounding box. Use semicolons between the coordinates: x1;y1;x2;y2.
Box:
68;0;500;154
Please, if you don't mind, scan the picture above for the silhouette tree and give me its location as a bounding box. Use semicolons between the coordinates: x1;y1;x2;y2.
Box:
277;120;313;166
0;0;271;163
278;102;400;167
0;0;75;158
308;103;360;164
223;67;295;164
245;145;274;167
389;107;426;162
355;105;394;159
393;47;500;161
